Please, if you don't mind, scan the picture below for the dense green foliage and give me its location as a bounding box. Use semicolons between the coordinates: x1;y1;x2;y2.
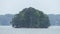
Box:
11;7;50;28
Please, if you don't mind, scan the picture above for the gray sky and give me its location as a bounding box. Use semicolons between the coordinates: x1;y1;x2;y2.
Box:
0;0;60;15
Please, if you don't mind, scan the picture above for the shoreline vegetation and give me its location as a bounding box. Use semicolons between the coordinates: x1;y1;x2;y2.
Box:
11;7;50;28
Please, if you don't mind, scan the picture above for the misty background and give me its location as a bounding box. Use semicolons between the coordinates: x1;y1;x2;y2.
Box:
0;0;60;15
0;0;60;26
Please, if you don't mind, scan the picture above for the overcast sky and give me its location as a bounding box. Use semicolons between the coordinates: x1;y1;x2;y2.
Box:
0;0;60;15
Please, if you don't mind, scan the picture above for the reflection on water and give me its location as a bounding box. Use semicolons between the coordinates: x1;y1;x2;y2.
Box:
0;26;60;34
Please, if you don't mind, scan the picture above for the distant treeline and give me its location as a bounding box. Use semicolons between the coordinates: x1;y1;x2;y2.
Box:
0;8;60;27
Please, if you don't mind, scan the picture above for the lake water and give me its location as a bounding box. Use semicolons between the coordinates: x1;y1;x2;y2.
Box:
0;26;60;34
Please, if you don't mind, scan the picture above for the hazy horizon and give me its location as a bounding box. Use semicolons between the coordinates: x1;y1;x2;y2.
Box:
0;0;60;15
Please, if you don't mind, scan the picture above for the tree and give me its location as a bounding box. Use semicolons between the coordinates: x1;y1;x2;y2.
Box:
11;7;50;28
